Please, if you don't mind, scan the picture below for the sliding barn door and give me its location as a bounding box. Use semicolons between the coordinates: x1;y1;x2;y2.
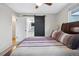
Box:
34;16;45;36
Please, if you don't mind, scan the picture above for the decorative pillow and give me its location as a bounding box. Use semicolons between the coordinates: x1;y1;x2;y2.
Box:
51;30;58;40
52;30;58;38
67;35;79;49
58;32;72;45
60;34;79;49
63;35;72;45
71;27;79;32
50;30;54;37
57;31;64;41
52;30;79;49
59;33;69;43
51;30;62;41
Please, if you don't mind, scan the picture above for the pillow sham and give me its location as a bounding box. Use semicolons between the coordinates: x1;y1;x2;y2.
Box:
67;35;79;49
58;32;79;49
51;30;58;39
51;31;62;41
59;33;69;43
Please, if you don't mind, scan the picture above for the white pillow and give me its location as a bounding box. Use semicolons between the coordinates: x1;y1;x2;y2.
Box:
71;27;79;32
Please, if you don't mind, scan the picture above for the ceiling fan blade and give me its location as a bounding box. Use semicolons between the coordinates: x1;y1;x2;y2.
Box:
44;3;52;6
35;3;52;9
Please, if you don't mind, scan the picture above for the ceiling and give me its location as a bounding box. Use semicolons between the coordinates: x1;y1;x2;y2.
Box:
6;3;68;14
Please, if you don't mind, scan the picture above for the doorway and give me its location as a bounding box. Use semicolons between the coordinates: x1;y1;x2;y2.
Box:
34;16;45;36
26;17;34;37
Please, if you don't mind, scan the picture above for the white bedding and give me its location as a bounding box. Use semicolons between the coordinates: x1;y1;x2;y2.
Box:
11;46;79;56
11;37;79;56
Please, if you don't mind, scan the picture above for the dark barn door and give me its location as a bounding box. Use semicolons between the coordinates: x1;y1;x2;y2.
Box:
34;16;45;36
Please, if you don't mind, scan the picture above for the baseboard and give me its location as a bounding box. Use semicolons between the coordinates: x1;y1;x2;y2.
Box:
0;45;14;56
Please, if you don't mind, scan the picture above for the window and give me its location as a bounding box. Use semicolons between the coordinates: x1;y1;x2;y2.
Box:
68;7;79;22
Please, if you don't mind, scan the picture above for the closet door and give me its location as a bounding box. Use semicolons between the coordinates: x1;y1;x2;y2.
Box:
34;16;45;36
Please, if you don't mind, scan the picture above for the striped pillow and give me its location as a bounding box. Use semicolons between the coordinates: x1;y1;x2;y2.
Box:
67;35;79;49
58;32;71;45
59;33;69;43
52;31;63;41
59;33;79;49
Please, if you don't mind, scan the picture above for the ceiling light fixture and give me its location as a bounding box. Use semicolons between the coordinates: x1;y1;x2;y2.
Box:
36;3;43;6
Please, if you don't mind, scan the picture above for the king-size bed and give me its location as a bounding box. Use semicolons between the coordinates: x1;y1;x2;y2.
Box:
11;21;79;56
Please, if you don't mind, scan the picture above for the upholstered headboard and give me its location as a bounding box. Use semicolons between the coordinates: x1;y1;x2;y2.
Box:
61;21;79;34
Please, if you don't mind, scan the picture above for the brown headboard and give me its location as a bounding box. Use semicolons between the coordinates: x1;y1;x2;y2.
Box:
61;21;79;34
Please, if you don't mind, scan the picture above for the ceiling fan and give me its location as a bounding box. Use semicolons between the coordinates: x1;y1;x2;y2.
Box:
35;3;52;9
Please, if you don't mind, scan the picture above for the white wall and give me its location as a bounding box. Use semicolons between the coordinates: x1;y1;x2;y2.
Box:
45;14;57;36
16;14;57;39
16;17;26;42
0;4;15;53
56;3;79;29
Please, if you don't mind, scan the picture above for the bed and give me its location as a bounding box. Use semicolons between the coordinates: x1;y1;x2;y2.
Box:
11;21;79;56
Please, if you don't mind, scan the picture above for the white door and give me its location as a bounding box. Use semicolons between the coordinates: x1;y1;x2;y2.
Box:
16;17;26;42
26;16;34;37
